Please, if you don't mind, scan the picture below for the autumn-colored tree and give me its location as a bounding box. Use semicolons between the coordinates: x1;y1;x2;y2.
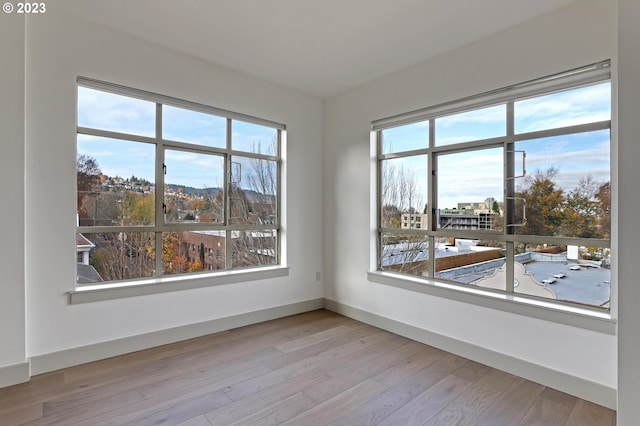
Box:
131;194;155;225
515;168;566;236
198;213;213;222
191;259;203;272
162;233;181;273
171;255;189;273
191;199;206;212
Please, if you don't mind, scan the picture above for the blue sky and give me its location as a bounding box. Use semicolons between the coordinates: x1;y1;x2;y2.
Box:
77;86;278;189
78;82;610;206
381;82;611;209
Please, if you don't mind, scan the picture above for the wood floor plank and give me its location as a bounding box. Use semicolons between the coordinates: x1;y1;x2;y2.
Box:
518;398;574;426
228;392;317;426
225;328;401;402
37;347;276;424
372;346;450;387
317;334;411;377
0;372;65;414
204;369;331;426
118;389;232;426
473;377;545;426
539;387;578;409
177;415;212;426
0;402;43;426
330;354;479;426
422;369;517;425
377;374;472;426
322;339;424;380
565;399;616;426
275;324;355;353
299;337;428;405
280;378;388;425
452;359;492;382
262;324;382;371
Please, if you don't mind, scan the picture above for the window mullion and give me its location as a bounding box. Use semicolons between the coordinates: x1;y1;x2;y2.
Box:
427;119;435;278
505;101;515;293
153;103;162;277
225;119;232;269
277;129;283;265
376;130;383;271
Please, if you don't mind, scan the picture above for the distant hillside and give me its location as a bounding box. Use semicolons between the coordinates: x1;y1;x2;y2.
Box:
165;184;274;202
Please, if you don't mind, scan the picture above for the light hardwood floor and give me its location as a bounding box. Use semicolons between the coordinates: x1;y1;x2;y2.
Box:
0;309;616;425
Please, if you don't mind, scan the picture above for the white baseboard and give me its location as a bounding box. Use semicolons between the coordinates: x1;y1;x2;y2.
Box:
0;361;30;388
29;298;324;376
324;298;617;410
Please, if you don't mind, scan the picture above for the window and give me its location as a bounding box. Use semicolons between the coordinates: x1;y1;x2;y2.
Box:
374;61;611;312
76;78;283;286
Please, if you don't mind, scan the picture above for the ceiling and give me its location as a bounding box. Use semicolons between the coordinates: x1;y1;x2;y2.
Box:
58;0;580;98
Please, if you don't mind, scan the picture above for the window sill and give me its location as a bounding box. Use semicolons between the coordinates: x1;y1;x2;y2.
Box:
69;266;290;304
367;271;616;335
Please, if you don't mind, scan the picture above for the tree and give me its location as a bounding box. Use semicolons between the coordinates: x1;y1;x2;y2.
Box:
515;168;566;236
229;140;279;267
131;194;155;225
595;182;611;239
492;201;500;214
379;159;428;275
77;155;101;224
563;176;602;238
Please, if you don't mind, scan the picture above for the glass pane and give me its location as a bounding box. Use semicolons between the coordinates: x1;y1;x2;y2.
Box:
381;121;428;154
380;155;428;230
77;232;155;284
513;242;610;310
163;231;226;275
380;233;430;277
515;81;611;134
231;120;278;154
77;135;155;227
434;237;506;290
164;150;225;224
230;155;278;225
436;148;503;231
513;130;610;238
232;230;278;268
162;105;226;148
435;104;506;146
77;86;156;137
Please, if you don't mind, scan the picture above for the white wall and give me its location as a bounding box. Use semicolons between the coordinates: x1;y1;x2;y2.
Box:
324;0;617;406
617;0;640;422
0;15;28;386
23;7;323;360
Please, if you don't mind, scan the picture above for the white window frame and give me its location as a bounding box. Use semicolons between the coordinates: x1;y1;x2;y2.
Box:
73;77;287;302
370;61;615;332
